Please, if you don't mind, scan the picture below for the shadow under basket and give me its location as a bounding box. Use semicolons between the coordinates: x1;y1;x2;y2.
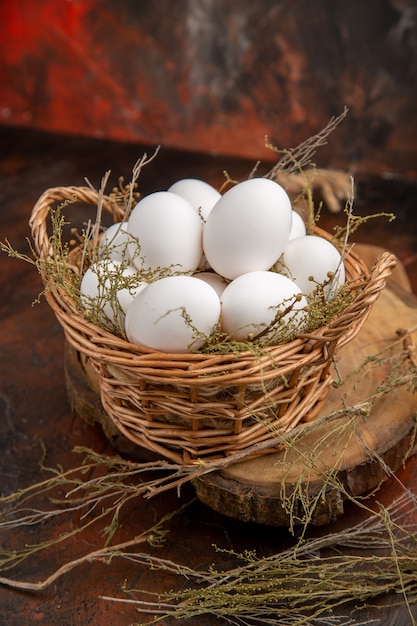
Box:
30;185;397;465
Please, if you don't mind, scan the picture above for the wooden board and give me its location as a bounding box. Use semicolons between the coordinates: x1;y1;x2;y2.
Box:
64;244;417;526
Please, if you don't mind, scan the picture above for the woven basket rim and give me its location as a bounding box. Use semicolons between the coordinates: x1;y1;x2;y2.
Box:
30;185;395;362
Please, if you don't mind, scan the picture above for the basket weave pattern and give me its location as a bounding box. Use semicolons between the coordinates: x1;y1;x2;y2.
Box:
30;186;397;464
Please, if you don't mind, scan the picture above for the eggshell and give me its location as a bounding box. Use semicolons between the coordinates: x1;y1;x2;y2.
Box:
98;222;131;262
167;178;221;221
289;211;307;240
281;235;345;297
80;260;147;328
220;271;308;341
203;178;292;280
127;191;203;274
193;271;228;297
125;275;221;352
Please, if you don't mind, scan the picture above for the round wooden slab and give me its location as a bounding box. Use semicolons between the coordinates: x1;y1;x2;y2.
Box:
64;245;417;526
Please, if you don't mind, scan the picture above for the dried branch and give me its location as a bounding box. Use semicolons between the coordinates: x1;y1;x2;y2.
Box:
99;494;417;625
264;108;349;177
0;501;191;591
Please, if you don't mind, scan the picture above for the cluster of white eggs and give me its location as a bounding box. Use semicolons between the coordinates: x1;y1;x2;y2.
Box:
80;177;345;353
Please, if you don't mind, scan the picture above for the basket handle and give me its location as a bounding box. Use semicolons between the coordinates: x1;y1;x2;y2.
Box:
349;250;397;308
29;185;124;259
323;251;398;343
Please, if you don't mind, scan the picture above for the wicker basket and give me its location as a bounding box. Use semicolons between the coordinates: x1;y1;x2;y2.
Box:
30;185;397;464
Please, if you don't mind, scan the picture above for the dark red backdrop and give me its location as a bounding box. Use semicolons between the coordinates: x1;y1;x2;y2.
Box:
1;0;416;175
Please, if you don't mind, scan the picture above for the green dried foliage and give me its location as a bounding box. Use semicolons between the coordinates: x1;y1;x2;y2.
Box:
107;495;417;625
0;115;414;625
0;336;415;626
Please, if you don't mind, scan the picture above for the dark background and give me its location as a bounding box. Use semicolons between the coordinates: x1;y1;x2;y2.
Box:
1;0;416;175
1;2;417;624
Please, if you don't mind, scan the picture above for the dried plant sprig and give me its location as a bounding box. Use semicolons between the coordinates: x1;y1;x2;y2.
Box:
333;210;396;243
0;501;191;591
97;492;417;625
1;205;81;305
0;328;415;626
122;147;161;222
0;445;195;574
264;108;349;178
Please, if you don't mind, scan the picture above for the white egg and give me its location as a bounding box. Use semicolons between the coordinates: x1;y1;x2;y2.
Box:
289;211;307;240
80;260;147;327
281;235;345;297
203;178;293;280
220;271;308;342
127;191;203;274
125;275;221;352
167;178;221;221
98;222;131;262
193;271;228;297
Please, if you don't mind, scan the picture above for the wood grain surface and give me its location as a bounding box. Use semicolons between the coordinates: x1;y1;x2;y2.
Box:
1;126;417;625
